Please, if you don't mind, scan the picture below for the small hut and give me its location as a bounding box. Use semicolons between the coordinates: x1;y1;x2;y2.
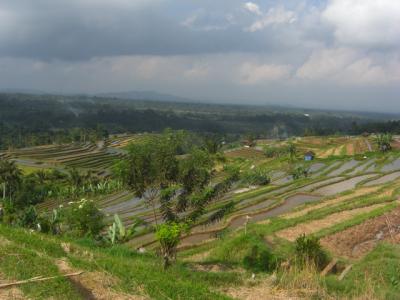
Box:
304;151;315;161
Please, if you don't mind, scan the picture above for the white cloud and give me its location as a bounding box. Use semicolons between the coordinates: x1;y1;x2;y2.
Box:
181;10;235;31
246;6;296;32
244;2;262;16
323;0;400;48
296;47;400;85
239;62;292;84
296;48;358;80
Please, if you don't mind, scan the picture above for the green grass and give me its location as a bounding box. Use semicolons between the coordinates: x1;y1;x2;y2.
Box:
326;243;400;299
0;225;239;299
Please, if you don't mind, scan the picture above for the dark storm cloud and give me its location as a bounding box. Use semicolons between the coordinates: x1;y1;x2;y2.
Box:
0;0;307;61
0;0;399;112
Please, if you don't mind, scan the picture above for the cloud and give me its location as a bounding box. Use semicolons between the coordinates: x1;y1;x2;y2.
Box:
296;47;400;85
322;0;400;48
244;2;262;16
181;10;235;31
239;62;292;84
246;6;297;32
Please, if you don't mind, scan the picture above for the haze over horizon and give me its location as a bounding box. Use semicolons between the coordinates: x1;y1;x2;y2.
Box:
0;0;399;113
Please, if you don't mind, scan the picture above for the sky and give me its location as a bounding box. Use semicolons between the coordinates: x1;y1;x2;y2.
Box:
0;0;399;112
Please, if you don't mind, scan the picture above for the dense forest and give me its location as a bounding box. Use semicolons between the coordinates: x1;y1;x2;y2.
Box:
1;93;399;150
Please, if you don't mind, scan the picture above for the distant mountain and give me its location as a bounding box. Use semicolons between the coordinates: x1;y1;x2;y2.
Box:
0;88;47;95
96;90;193;103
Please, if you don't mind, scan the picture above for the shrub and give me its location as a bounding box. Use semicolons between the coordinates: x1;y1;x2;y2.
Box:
241;167;270;186
62;198;104;237
209;234;278;272
17;206;38;229
295;234;328;268
243;244;277;272
290;165;310;180
156;222;187;269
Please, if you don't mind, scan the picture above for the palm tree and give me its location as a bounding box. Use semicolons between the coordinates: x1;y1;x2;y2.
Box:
0;159;22;200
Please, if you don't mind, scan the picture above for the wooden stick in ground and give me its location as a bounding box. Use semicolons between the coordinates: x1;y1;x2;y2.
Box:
0;271;84;289
338;265;353;281
320;258;338;277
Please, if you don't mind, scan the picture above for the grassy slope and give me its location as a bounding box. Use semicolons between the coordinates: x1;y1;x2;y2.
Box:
0;225;240;300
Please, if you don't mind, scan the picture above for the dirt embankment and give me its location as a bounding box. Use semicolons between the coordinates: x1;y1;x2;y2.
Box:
321;206;400;259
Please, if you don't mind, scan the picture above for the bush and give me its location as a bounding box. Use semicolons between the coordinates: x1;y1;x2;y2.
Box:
243;244;277;272
17;206;39;229
241;167;270;186
295;234;328;268
290;165;310;180
209;234;278;272
156;222;187;269
62;198;104;237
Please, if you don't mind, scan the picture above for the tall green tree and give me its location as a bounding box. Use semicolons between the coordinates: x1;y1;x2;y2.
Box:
120;132;179;226
0;159;22;200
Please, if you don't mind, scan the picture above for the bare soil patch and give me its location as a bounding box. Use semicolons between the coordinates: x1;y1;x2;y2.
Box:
321;206;400;259
276;203;387;242
0;273;27;300
346;143;354;156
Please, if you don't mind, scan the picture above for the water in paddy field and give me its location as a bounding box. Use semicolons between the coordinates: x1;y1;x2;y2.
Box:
313;174;377;196
381;158;400;172
273;176;293;185
102;196;143;214
297;177;344;193
309;162;325;173
348;158;376;175
179;194;322;247
312;161;341;178
363;171;400;187
328;160;360;176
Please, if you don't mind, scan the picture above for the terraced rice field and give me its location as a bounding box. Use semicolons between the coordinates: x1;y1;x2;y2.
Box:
15;135;400;259
0;142;126;174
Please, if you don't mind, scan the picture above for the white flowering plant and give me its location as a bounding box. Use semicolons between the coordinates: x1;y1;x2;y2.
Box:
62;198;104;237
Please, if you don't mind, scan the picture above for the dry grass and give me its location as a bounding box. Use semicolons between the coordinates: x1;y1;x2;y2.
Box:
221;273;300;300
276;262;332;299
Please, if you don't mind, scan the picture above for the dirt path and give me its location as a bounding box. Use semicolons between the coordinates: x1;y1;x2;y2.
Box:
276;203;388;242
282;187;381;219
321;206;400;259
55;259;147;300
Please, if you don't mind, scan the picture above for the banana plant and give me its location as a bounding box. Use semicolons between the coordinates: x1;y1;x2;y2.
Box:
106;214;142;245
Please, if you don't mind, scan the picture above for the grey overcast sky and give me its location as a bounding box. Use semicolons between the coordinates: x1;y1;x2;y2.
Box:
0;0;399;112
